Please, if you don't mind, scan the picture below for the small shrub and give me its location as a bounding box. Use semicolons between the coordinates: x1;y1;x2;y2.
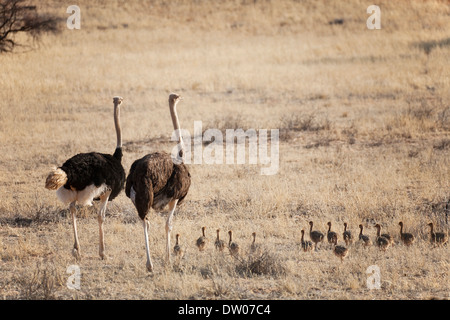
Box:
433;139;450;150
280;113;330;132
234;247;287;278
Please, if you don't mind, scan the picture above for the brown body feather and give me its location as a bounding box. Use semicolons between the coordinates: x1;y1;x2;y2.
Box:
125;152;191;220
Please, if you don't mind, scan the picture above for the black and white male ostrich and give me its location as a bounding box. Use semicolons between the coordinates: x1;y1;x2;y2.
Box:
45;97;126;260
125;93;191;272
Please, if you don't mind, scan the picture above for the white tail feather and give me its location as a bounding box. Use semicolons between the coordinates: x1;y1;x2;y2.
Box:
45;168;67;190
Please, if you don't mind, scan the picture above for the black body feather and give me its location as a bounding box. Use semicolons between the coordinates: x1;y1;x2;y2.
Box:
60;148;125;201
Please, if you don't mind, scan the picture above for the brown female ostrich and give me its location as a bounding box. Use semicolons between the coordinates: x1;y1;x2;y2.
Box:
427;222;448;246
228;230;240;256
215;229;226;252
309;221;324;250
398;221;415;246
300;229;313;252
358;224;372;248
125;93;191;272
45;97;125;260
326;222;338;247
196;226;207;252
343;222;353;246
374;224;390;251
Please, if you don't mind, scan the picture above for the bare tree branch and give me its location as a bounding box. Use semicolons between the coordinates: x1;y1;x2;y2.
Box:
0;0;60;53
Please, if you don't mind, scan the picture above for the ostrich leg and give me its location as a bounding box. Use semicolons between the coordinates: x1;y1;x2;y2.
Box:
98;190;111;259
70;201;81;260
143;219;154;272
165;199;179;264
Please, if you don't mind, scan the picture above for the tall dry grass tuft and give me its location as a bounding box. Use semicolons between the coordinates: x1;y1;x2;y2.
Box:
14;262;64;300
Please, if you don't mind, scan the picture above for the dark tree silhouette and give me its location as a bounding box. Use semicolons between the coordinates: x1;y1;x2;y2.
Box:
0;0;59;53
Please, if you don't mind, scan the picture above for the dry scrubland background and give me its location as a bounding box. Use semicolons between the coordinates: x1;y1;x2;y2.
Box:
0;0;449;299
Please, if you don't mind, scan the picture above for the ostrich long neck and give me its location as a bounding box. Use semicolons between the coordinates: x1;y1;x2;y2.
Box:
114;101;122;149
376;226;381;237
170;100;184;158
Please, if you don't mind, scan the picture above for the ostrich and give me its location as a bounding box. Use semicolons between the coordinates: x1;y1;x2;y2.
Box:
308;221;324;250
300;229;313;252
333;245;349;262
374;224;390;251
125;93;191;272
374;224;394;246
358;224;372;248
398;221;415;246
326;222;338;247
215;229;226;252
44;97;126;260
250;232;261;253
196;226;207;252
343;222;353;246
427;222;448;246
228;230;240;257
173;234;183;258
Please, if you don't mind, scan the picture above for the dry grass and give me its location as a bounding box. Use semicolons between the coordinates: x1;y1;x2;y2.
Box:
0;0;449;300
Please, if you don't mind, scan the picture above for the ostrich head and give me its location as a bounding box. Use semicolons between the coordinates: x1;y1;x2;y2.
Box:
169;93;182;104
113;96;123;104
